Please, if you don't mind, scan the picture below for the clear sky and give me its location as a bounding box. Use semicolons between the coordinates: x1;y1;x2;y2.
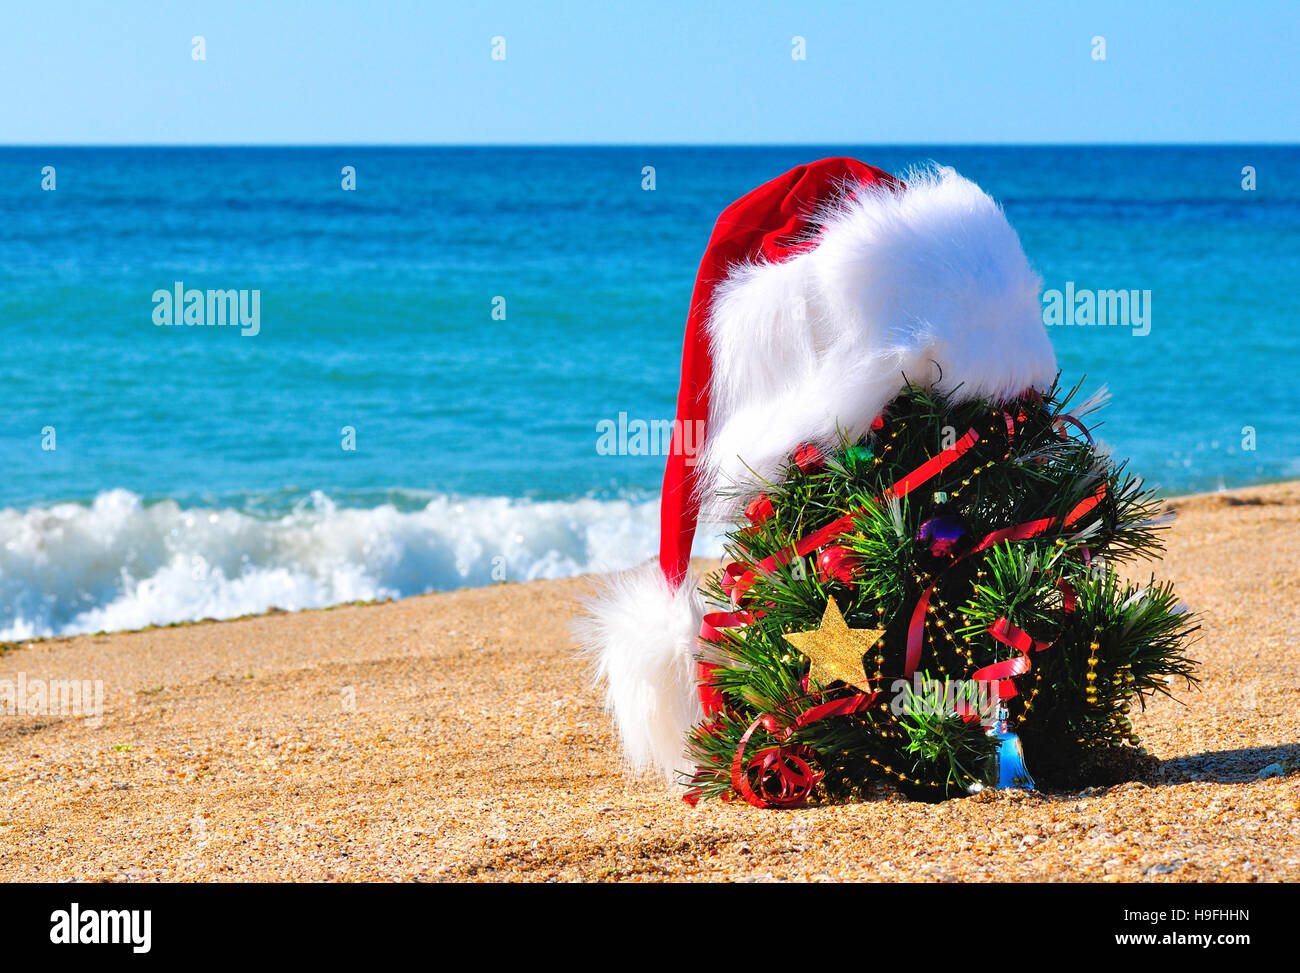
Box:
2;0;1296;144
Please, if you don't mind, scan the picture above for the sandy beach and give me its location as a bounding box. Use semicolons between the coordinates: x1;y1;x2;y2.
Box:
1;481;1298;883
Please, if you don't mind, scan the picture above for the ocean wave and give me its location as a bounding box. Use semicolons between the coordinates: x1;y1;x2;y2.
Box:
0;489;723;639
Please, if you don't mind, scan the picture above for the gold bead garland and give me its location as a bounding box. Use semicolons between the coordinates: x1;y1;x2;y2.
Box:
948;459;998;504
1085;632;1101;706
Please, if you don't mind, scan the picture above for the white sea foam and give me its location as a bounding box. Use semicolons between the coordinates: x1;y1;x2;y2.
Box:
0;489;725;639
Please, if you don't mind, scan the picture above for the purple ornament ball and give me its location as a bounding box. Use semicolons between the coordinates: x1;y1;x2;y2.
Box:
916;514;969;558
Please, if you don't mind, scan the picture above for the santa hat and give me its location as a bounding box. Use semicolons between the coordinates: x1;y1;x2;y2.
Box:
577;158;1057;782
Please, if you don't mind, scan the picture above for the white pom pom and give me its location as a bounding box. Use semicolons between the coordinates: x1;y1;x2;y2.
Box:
573;562;704;783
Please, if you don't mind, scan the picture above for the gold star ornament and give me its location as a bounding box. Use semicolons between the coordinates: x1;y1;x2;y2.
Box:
782;598;885;694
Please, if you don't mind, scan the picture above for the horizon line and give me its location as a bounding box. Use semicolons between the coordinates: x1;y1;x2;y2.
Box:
2;141;1298;149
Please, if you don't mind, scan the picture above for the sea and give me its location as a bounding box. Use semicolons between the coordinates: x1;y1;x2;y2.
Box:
1;145;1297;638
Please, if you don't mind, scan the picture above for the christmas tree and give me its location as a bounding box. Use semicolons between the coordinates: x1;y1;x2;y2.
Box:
684;380;1198;806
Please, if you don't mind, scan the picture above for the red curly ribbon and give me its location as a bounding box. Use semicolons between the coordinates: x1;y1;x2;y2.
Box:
970;579;1080;698
989;615;1054;654
1055;412;1094;446
733;741;823;809
730;692;881;808
971;621;1045;698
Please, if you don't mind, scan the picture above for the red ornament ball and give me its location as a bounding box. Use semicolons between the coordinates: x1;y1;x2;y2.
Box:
744;493;775;524
817;545;860;584
793;443;824;473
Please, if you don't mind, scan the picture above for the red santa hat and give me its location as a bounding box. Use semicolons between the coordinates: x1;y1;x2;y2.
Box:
578;158;1057;782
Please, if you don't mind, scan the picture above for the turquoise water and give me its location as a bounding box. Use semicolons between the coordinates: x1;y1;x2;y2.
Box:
1;146;1297;636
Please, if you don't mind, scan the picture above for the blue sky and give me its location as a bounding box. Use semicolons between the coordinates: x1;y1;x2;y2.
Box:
2;0;1296;144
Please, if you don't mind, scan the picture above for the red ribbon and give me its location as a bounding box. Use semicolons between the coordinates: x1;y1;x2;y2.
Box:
696;661;727;720
791;692;879;727
699;608;760;644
